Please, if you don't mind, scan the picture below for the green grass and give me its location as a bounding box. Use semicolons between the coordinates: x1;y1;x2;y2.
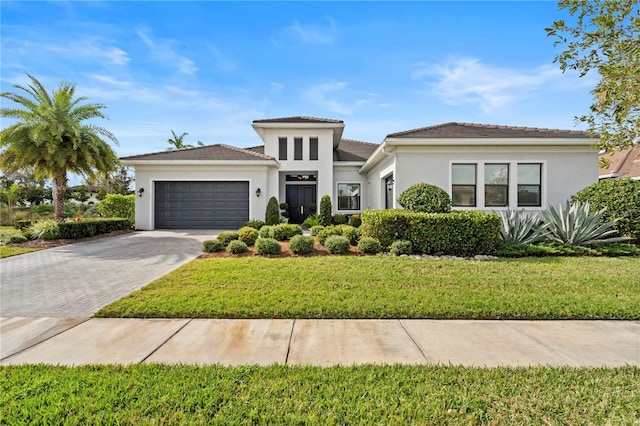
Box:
1;365;637;425
0;246;39;258
96;256;640;319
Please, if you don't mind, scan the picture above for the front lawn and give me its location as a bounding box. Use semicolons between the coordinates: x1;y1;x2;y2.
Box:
96;256;640;319
1;365;637;425
0;246;39;258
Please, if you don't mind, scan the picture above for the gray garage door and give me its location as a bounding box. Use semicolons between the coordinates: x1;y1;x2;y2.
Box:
154;181;249;229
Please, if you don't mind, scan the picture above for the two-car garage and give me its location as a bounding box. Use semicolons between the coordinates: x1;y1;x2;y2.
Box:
154;181;249;229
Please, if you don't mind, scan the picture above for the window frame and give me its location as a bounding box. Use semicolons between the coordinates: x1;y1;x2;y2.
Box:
484;163;509;207
451;163;477;207
309;137;319;161
294;137;303;161
337;183;361;211
278;137;287;161
517;163;542;207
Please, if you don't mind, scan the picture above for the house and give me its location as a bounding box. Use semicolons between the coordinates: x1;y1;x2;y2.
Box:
121;117;598;230
598;146;640;180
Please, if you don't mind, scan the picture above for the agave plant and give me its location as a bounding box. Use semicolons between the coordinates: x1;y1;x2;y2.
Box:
499;209;543;244
537;200;631;246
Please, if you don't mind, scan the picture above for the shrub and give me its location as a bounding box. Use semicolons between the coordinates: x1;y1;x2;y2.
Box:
238;227;259;246
303;213;321;228
324;235;350;254
310;225;324;236
289;235;315;255
279;202;289;219
390;240;413;256
30;219;60;240
336;224;361;245
537;200;631;246
96;194;135;221
319;195;332;226
271;223;303;241
358;236;382;254
57;219;132;239
360;209;500;256
243;220;265;230
317;226;342;246
203;239;224;252
33;204;54;216
255;238;281;255
398;183;451;213
260;225;274;239
14;220;32;230
332;214;348;225
217;231;239;247
226;240;248;254
349;214;362;228
64;201;80;218
573;178;640;240
499;209;543;244
265;196;280;225
9;233;28;244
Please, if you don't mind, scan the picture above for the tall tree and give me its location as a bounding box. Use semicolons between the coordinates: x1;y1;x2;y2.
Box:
167;130;193;150
546;0;640;152
1;74;119;221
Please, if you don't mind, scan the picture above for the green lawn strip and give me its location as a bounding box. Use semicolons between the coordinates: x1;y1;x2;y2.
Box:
96;257;640;319
1;365;637;425
0;246;39;258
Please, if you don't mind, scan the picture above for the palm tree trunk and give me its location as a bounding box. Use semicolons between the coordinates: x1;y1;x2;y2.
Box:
53;174;67;222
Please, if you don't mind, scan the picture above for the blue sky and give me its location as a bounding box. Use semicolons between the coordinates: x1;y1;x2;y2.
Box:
2;1;596;163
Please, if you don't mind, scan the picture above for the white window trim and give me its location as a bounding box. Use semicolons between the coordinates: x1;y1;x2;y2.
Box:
336;182;362;212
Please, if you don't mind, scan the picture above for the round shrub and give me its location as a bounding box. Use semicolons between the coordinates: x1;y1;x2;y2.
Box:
272;223;303;240
317;226;341;245
332;214;348;225
255;238;282;255
398;182;451;213
259;225;275;239
349;214;362;228
310;225;325;236
217;231;239;247
238;227;259;246
357;236;382;254
573;178;640;240
203;239;224;252
265;196;280;225
390;240;413;256
9;234;28;244
324;235;350;254
226;240;248;254
289;235;315;255
336;224;361;246
243;220;265;230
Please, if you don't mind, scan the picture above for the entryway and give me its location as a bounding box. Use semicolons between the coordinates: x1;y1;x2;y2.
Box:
286;185;316;224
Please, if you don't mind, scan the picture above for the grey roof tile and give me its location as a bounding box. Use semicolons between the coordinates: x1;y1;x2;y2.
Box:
253;116;344;124
335;139;379;162
387;122;594;139
120;144;274;161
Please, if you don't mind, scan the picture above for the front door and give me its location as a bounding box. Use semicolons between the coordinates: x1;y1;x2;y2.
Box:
286;185;316;224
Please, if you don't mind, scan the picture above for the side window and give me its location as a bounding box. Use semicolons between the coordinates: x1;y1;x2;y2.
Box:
518;163;542;206
278;137;287;161
484;163;509;207
309;137;319;161
452;164;476;207
337;183;361;210
294;137;303;160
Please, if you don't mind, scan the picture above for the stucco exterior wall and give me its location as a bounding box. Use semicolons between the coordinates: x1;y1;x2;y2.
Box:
363;155;396;209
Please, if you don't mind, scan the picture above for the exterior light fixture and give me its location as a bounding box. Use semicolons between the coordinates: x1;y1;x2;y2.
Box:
137;187;145;197
255;188;261;197
386;180;394;191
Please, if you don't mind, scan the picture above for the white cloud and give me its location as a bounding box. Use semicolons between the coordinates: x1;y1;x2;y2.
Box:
285;20;336;44
303;80;373;115
136;28;198;75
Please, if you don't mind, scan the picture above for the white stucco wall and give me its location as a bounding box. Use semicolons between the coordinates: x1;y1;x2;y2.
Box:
132;164;273;230
363;155;396;209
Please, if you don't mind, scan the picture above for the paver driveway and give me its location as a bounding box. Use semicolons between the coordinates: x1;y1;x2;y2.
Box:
0;230;215;317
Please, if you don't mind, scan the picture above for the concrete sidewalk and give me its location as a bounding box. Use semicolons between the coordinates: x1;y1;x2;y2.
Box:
1;318;638;367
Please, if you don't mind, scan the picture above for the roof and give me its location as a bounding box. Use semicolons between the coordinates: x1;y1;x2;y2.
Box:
253;116;344;124
120;144;274;161
387;122;595;139
599;146;640;179
334;139;379;162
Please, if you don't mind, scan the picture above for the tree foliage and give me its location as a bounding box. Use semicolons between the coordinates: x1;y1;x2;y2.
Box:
265;196;280;225
1;74;119;221
398;182;451;213
96;194;135;221
545;0;640;152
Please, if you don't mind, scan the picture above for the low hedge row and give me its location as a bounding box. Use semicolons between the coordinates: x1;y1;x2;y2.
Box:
360;209;500;256
57;219;132;239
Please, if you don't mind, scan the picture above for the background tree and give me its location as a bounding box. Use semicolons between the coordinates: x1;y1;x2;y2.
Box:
167;130;193;150
546;0;639;152
1;74;119;221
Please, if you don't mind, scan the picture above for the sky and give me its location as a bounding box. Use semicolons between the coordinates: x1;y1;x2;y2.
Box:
2;1;597;168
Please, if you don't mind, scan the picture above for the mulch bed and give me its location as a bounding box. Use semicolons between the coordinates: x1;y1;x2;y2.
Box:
198;239;364;259
5;229;134;250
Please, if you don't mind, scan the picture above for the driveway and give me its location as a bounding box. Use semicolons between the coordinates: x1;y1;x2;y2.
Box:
0;230;215;317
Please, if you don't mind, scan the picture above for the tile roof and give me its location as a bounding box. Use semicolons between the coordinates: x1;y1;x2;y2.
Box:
120;144;274;161
599;146;640;179
252;116;344;124
387;122;595;139
335;139;379;162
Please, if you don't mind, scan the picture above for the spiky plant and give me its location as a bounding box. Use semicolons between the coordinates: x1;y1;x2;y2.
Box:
499;209;543;244
537;200;631;246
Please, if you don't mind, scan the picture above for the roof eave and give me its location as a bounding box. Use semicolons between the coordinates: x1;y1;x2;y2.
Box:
385;137;599;146
121;159;279;167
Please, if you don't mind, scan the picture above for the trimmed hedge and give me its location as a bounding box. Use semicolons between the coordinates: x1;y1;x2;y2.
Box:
255;238;281;255
357;236;382;254
390;240;413;256
57;219;132;239
289;235;315;255
226;240;248;254
360;209;500;256
238;227;259;246
217;231;239;247
203;239;224;253
324;235;350;254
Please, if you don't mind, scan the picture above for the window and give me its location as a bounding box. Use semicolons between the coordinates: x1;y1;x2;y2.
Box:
484;164;509;207
278;137;287;160
338;183;361;210
309;137;318;160
518;163;542;206
452;164;476;206
294;137;303;160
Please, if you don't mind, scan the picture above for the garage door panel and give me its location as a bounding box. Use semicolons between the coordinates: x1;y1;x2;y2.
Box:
154;181;249;229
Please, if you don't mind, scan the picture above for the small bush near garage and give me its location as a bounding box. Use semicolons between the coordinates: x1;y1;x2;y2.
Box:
357;237;381;254
57;219;132;239
360;209;500;256
289;235;315;255
310;225;324;236
243;220;265;230
96;194;135;222
332;214;348;225
203;239;224;253
259;226;274;239
265;197;280;226
238;227;259;246
226;240;248;254
217;231;239;247
274;223;303;240
390;240;413;256
398;183;451;213
324;235;350;254
255;238;281;255
349;214;362;228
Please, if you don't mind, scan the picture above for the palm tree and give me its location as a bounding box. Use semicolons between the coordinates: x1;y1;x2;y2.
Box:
167;130;192;150
1;74;119;221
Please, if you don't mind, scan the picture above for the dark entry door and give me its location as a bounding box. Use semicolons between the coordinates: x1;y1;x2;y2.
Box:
286;185;316;224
